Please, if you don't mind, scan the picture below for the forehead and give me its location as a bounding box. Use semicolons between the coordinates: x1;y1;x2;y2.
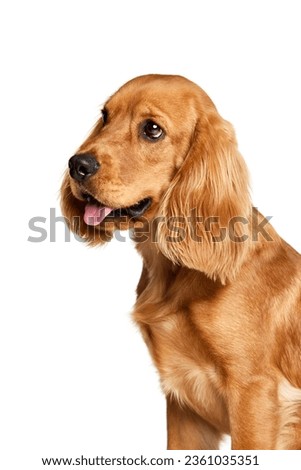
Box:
106;75;198;117
104;75;217;125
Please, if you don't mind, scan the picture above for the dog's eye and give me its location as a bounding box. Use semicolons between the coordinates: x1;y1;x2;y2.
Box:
101;108;108;125
142;120;164;141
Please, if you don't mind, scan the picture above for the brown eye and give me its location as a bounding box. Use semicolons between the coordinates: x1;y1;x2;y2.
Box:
142;120;164;141
101;108;108;124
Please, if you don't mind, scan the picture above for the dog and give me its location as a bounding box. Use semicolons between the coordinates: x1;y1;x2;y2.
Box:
61;74;301;449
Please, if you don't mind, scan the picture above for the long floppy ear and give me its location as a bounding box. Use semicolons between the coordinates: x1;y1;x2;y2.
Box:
157;110;252;284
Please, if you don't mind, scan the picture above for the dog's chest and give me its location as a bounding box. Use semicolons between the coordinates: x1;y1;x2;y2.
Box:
139;315;229;432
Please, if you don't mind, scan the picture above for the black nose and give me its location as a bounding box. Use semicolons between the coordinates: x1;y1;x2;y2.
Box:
68;154;100;182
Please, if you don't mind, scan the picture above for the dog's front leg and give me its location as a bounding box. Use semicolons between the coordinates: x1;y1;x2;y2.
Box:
166;396;222;450
228;377;279;449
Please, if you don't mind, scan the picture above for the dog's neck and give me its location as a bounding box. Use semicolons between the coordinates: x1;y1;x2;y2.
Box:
133;208;283;306
134;230;219;298
135;235;175;283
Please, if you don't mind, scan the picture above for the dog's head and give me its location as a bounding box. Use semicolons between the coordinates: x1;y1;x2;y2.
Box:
61;74;252;282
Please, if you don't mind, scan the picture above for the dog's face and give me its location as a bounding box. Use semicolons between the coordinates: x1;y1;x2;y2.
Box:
61;74;251;282
61;74;217;244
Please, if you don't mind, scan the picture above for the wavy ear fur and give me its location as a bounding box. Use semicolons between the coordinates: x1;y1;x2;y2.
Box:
157;109;252;284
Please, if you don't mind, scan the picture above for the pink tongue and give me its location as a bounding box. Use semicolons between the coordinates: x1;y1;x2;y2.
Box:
84;204;113;226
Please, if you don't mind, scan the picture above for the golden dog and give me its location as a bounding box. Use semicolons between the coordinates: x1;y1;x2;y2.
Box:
61;75;301;449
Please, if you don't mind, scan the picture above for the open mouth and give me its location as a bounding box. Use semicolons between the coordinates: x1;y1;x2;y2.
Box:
82;193;152;226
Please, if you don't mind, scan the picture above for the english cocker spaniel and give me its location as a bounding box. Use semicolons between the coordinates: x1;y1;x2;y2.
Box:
61;74;301;450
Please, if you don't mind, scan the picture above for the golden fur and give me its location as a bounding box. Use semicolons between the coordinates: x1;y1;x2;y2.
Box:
61;74;301;449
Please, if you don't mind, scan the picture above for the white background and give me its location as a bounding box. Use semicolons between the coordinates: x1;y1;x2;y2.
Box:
1;1;301;468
